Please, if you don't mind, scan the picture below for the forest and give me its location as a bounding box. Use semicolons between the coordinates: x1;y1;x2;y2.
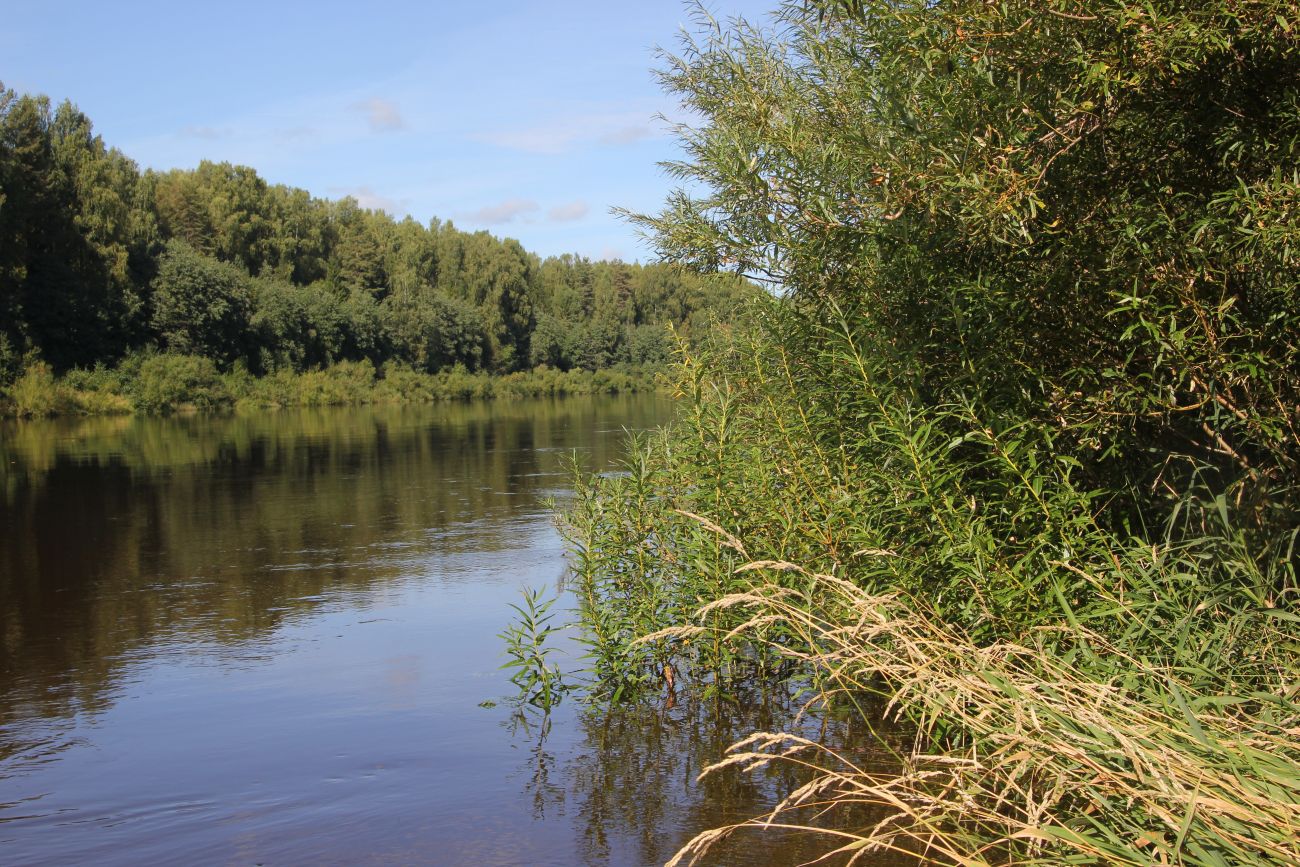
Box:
0;85;753;414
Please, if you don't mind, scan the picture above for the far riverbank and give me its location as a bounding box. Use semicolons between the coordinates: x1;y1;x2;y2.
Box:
2;354;661;419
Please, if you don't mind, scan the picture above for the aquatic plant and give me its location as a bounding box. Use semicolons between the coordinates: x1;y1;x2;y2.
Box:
499;585;570;711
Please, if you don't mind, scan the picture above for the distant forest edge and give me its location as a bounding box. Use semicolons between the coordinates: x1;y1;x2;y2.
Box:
0;86;756;416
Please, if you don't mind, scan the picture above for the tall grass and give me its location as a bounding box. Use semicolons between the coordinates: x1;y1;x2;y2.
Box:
661;573;1300;866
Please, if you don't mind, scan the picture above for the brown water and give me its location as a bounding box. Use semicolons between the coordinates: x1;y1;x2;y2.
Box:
0;397;904;866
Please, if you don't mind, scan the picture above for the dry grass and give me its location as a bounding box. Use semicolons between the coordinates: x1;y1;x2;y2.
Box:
657;569;1300;867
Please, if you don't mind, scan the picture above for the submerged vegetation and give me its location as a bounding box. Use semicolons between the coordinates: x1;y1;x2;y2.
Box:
0;84;754;416
562;0;1300;864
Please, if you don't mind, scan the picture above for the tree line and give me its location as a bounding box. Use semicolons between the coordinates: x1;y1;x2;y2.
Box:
0;85;754;384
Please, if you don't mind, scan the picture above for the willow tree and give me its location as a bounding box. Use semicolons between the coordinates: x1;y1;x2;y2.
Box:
637;0;1300;551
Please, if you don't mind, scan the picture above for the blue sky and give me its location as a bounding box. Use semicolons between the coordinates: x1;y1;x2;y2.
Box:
3;0;774;261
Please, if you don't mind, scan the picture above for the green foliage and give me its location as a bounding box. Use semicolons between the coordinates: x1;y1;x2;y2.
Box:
384;292;486;372
0;334;22;387
4;359;62;418
151;239;251;364
58;364;133;415
636;0;1300;549
2;358;133;417
566;1;1300;861
624;323;674;367
573;311;1295;688
249;278;347;372
562;432;760;701
498;585;570;710
221;360;657;411
1;357;660;417
528;312;572;369
0;88;147;369
129;353;232;414
0;83;757;396
288;359;377;406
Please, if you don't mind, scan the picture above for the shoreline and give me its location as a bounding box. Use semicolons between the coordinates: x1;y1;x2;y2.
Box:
1;356;665;420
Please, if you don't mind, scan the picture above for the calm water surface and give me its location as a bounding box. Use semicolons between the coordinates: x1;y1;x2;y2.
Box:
0;397;901;866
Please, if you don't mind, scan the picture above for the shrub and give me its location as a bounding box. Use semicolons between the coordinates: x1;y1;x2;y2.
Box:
130;353;232;413
292;359;377;406
565;0;1300;861
4;360;63;418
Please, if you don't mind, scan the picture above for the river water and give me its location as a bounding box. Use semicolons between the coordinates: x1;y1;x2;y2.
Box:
0;397;901;866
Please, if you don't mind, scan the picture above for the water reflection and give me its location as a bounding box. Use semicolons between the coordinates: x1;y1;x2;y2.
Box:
0;397;910;865
542;685;914;867
0;399;660;767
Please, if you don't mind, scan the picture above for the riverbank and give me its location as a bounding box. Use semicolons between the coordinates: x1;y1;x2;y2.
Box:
1;355;661;419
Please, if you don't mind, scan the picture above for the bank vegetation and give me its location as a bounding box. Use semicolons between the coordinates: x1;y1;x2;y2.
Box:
563;1;1300;864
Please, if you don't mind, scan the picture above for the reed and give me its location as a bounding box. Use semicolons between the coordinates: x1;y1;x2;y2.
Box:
659;571;1300;867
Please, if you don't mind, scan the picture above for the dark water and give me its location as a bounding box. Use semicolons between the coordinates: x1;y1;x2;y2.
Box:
0;397;903;866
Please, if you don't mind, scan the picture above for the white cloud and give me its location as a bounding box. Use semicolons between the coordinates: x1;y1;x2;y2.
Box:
332;185;408;216
547;200;589;222
352;97;406;133
463;198;540;224
476;111;665;155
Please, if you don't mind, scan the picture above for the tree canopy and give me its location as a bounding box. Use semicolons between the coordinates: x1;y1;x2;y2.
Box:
637;0;1300;546
0;84;756;380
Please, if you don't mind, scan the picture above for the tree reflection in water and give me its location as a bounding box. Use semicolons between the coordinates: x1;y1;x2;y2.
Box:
507;679;919;867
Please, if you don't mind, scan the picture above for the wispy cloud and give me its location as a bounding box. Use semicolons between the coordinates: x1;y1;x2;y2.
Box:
547;200;589;222
463;198;540;224
478;126;578;155
332;185;409;216
179;125;228;140
598;125;654;146
352;97;406;133
477;111;665;155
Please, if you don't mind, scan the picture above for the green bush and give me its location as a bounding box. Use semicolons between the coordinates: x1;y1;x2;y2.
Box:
292;359;378;406
0;334;20;387
374;362;436;403
130;353;232;413
4;360;63;418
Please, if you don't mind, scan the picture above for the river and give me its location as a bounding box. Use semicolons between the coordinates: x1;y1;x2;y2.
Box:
0;397;896;866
